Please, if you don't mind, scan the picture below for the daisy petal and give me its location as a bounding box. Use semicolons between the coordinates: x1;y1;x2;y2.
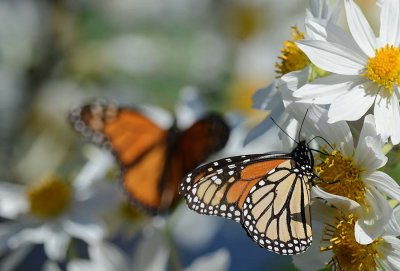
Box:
280;67;309;94
383;205;400;236
184;249;230;271
355;187;392;244
63;216;105;244
328;81;375;122
380;236;400;270
0;182;28;219
310;109;354;157
364;171;400;201
325;23;366;56
305;18;328;41
344;0;377;56
294;74;360;104
311;186;362;215
374;92;400;144
88;242;130;271
390;93;400;144
355;135;387;170
44;225;70;261
379;0;400;46
244;116;276;146
358;114;378;144
251;83;278;110
296;40;366;74
132;231;169;271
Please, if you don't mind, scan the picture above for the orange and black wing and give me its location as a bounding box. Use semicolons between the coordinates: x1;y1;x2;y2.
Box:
69;100;170;213
179;153;289;221
179;113;230;173
179;152;313;255
155;113;231;213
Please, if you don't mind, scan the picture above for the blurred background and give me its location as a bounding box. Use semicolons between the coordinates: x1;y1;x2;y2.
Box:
0;0;382;270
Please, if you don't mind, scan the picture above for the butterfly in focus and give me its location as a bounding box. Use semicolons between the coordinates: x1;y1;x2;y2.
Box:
69;99;230;214
179;139;317;255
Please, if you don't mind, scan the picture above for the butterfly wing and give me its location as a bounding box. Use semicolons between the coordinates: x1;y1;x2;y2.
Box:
157;113;231;213
179;153;291;222
69;101;167;166
179;113;230;172
180;153;313;255
69;101;170;213
241;161;312;255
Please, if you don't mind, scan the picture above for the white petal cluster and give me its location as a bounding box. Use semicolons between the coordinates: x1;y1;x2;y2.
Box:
248;0;400;269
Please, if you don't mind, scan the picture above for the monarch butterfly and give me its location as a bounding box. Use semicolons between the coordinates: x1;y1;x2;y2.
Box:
69;99;230;214
179;136;317;255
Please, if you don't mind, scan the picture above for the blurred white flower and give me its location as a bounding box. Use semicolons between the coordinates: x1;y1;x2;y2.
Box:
0;148;119;262
294;0;400;144
293;194;400;271
61;235;230;271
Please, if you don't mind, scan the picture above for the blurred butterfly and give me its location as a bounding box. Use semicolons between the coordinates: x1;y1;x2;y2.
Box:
179;134;317;255
69;100;230;214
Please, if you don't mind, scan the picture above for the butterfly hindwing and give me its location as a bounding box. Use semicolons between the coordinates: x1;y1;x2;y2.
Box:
241;160;312;255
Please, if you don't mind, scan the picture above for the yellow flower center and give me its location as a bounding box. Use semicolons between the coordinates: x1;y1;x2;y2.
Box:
27;176;72;219
275;26;310;76
321;214;382;271
364;45;400;94
315;150;366;207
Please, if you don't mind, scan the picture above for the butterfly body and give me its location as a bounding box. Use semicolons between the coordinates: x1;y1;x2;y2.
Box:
180;140;315;255
69;100;230;214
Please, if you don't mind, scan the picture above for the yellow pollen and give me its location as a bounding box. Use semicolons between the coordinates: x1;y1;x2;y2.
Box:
315;150;366;207
275;26;310;77
27;176;72;219
321;214;382;271
364;45;400;93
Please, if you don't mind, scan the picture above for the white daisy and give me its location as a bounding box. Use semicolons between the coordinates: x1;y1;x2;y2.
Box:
0;148;119;262
246;0;339;146
309;112;400;244
294;0;400;144
293;191;400;271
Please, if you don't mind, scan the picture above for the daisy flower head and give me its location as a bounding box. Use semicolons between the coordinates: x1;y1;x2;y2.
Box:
309;111;400;244
0;148;119;262
294;0;400;144
246;0;339;147
293;193;400;271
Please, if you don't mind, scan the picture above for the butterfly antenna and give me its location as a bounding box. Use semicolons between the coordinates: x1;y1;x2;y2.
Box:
309;148;330;156
307;135;334;151
271;117;298;144
298;108;309;142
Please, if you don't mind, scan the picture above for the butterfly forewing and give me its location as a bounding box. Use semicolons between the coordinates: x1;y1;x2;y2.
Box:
69;101;166;166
